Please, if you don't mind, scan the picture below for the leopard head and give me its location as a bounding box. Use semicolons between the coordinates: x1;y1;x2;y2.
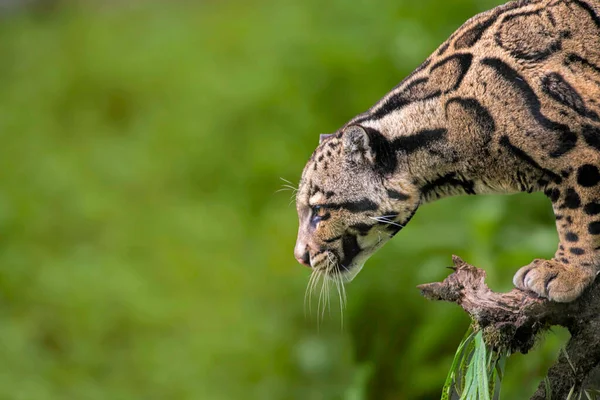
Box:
294;124;420;281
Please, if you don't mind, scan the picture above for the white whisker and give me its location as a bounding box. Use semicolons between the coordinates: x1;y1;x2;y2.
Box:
322;272;329;322
304;252;350;328
304;269;317;316
340;272;347;306
280;177;296;186
324;252;347;329
334;271;344;329
326;274;331;319
318;271;326;327
277;178;299;206
309;270;320;315
369;216;405;228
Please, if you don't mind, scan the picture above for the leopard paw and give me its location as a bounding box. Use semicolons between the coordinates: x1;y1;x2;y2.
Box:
513;259;595;303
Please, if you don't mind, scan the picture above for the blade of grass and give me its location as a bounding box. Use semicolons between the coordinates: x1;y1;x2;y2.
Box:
461;349;478;400
459;337;477;396
544;376;552;400
474;332;491;400
441;327;476;399
566;385;576;400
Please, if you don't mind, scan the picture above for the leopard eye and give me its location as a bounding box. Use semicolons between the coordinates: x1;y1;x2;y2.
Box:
310;205;323;226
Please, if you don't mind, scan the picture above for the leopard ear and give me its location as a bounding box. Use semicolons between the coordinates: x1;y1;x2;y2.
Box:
319;134;334;144
343;125;374;163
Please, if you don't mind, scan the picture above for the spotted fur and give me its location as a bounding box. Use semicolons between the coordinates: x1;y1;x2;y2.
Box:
294;0;600;302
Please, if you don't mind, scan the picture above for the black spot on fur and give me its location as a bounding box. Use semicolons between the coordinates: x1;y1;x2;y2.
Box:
482;58;577;158
570;247;585;255
571;0;600;32
565;232;579;242
566;216;573;224
542;72;599;121
366;80;430;121
495;10;563;61
323;235;342;243
350;223;375;236
498;135;562;183
564;54;600;91
565;52;600;71
437;41;450;56
582;125;600;151
360;126;449;176
367;54;472;120
544;187;561;202
577;164;600;187
562;188;581;209
454;15;497;49
584;202;600;215
561;258;570;264
340;234;361;268
387;189;410;201
430;53;473;88
561;169;572;178
546;9;556;26
391;128;448;155
544;271;559;293
445;97;496;144
324;199;379;213
589;221;600;235
421;172;476;197
363;127;397;175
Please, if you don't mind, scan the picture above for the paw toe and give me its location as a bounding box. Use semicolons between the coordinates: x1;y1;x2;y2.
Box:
512;260;592;303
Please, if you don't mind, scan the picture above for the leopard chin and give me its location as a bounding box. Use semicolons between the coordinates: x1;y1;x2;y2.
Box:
325;242;387;282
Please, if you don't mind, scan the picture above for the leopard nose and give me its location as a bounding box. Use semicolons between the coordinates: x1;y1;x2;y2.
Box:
294;241;311;267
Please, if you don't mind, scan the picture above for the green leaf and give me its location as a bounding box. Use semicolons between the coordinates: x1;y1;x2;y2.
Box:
443;327;509;400
442;327;476;399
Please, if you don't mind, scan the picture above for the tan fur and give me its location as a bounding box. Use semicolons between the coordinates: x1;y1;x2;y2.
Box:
295;0;600;302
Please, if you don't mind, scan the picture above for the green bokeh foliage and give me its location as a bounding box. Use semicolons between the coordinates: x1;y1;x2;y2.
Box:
0;1;569;399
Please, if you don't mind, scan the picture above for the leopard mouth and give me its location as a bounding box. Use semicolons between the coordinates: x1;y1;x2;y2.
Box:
312;237;389;282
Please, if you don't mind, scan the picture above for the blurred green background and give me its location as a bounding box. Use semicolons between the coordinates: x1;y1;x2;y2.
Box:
0;0;570;399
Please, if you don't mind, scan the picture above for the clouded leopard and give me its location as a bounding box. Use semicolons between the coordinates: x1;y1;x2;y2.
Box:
293;0;600;302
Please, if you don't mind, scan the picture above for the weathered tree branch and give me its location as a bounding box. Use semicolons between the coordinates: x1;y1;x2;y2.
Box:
417;255;600;399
